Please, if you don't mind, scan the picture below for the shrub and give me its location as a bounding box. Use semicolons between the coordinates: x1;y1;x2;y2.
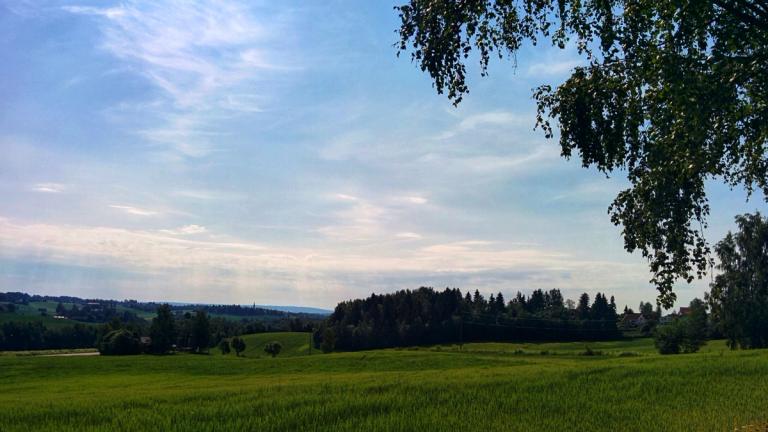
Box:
654;305;707;355
654;323;682;354
231;337;246;356
264;341;283;358
98;330;141;356
581;346;603;356
320;328;336;353
218;340;231;355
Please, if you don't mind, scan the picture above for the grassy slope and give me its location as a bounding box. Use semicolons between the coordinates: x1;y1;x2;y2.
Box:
1;301;96;328
222;332;312;358
1;336;767;431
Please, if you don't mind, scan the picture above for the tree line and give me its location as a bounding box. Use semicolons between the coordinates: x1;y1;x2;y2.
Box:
0;306;321;352
315;287;621;352
98;305;321;355
0;321;97;351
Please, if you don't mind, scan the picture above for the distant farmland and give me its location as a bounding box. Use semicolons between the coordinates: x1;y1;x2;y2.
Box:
1;335;767;431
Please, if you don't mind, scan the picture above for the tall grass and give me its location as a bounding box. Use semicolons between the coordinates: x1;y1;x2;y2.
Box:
1;337;766;431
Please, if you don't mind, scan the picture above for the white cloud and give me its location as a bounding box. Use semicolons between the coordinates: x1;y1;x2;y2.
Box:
159;224;207;235
435;111;528;140
0;216;646;283
32;183;66;193
399;196;428;205
109;204;159;216
331;193;359;202
64;1;300;160
62;5;125;19
172;189;245;201
396;232;422;240
526;59;583;76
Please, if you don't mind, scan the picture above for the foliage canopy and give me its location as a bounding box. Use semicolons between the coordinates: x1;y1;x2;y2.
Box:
396;0;768;307
708;212;768;348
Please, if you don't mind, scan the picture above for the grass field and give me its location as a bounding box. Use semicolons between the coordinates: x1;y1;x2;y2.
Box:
1;335;767;431
222;332;313;357
0;301;106;329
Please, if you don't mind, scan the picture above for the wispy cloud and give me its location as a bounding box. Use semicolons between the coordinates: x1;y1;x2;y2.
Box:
0;216;650;295
526;59;583;77
435;111;528;140
398;196;428;205
396;232;422;240
172;189;245;201
159;224;207;235
64;1;300;160
32;183;66;193
109;204;159;216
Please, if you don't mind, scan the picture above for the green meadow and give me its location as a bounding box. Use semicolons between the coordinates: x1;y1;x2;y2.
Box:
1;334;767;431
223;331;313;357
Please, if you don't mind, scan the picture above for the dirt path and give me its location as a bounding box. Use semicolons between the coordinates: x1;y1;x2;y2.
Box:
40;351;100;357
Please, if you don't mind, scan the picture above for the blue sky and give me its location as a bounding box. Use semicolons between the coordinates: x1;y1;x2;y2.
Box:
0;0;762;309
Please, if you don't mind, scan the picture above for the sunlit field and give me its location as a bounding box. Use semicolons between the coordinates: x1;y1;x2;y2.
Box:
2;335;766;431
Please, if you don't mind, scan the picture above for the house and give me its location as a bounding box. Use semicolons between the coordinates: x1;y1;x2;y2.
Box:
140;336;152;346
621;313;647;327
86;302;103;312
659;314;675;324
678;307;691;316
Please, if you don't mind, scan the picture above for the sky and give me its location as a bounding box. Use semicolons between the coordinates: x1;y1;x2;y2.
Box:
0;0;763;310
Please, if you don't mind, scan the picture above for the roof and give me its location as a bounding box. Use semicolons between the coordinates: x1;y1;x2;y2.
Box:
622;313;644;321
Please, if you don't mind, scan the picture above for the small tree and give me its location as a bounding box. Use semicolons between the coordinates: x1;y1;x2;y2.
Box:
231;337;246;356
654;323;682;355
639;302;654;319
149;304;176;354
654;299;707;354
190;310;211;354
708;213;768;349
576;293;590;320
218;340;231;355
264;341;283;358
320;328;336;353
98;330;141;356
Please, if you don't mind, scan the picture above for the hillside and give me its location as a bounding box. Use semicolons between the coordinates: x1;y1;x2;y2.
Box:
223;332;313;358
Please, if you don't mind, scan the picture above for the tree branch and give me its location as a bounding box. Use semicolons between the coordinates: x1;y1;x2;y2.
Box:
714;0;768;34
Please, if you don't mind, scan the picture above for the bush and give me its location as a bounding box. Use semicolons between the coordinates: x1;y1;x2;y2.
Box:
218;340;231;355
98;330;141;355
654;323;682;354
320;328;336;353
264;341;283;357
231;337;246;356
581;346;603;356
654;315;707;355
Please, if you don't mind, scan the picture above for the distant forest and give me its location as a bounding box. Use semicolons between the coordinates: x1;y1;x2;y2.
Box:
0;292;324;351
0;292;297;318
316;287;621;351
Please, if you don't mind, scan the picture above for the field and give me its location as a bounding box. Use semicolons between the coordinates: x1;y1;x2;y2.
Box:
0;301;91;329
1;335;767;431
222;332;314;357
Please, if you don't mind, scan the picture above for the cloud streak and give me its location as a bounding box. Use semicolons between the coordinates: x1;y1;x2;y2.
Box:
109;205;159;216
0;217;649;295
32;183;66;193
64;1;300;159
